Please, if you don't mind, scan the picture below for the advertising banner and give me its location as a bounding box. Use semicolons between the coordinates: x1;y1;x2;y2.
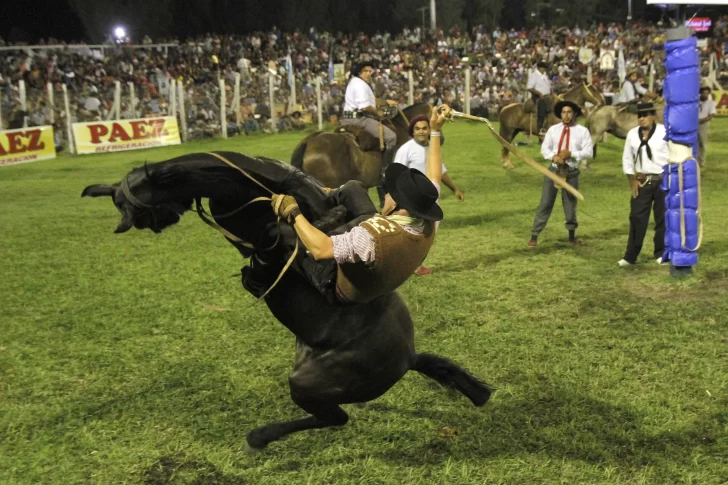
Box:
72;116;181;155
0;126;57;167
712;90;728;117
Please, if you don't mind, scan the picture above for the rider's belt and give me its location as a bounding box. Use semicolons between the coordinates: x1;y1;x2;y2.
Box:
636;173;662;183
342;110;361;119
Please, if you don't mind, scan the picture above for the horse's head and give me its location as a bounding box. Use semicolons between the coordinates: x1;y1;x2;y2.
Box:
82;164;192;234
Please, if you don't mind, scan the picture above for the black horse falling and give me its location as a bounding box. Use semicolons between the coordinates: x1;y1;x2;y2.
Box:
82;151;492;450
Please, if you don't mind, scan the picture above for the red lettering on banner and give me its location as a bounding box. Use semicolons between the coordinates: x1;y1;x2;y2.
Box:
27;129;46;151
0;129;46;155
130;120;151;140
108;123;132;143
149;119;169;137
715;93;728;112
89;125;109;144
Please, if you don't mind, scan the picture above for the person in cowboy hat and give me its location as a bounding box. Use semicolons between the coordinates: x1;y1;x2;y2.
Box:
384;113;464;276
617;101;669;267
528;100;593;248
618;69;648;104
527;61;552;135
340;60;400;207
265;105;451;305
698;80;717;168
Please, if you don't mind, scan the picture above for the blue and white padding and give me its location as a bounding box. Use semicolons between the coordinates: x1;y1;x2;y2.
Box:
661;35;702;267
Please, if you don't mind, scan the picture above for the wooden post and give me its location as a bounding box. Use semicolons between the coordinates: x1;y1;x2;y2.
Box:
114;81;121;120
316;76;323;130
269;72;277;133
62;84;75;154
128;82;135;119
47;82;55;124
219;78;228;138
234;73;241;124
408;70;414;105
178;81;187;142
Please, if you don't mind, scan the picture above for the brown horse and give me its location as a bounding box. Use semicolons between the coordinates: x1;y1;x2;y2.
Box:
291;103;433;189
585;99;665;163
498;83;605;169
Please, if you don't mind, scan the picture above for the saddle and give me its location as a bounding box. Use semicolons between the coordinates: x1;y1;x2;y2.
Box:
335;125;382;153
523;98;536;114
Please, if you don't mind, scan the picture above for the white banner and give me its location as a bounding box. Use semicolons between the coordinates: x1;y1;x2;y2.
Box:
599;50;615;71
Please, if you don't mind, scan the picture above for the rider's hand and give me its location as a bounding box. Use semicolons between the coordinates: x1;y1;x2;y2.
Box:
386;100;398;107
431;104;450;131
630;179;640;199
381;193;396;216
558;150;572;159
271;194;300;223
454;189;465;201
553;155;564;165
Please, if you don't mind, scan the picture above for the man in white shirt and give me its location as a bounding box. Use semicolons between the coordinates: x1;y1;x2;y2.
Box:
617;102;669;267
388;114;464;275
618;70;647;104
340;61;399;206
698;83;717;168
528;100;593;248
526;61;552;135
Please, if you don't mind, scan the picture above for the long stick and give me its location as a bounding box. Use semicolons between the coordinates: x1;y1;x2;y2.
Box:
450;111;584;201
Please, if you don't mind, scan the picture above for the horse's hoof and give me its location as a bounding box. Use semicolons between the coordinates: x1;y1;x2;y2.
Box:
244;441;264;455
502;161;514;170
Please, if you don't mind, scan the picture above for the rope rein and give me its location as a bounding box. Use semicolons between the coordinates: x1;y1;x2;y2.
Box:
667;156;703;252
199;152;301;300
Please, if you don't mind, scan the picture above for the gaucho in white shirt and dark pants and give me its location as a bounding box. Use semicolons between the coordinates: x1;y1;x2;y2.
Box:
528;100;593;248
618;102;669;267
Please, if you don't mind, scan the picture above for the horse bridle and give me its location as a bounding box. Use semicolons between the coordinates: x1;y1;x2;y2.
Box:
120;175;154;210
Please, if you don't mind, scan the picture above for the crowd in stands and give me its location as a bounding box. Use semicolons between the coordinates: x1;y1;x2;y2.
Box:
1;18;726;145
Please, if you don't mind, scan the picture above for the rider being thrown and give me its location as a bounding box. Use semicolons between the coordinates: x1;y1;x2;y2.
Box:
243;106;451;305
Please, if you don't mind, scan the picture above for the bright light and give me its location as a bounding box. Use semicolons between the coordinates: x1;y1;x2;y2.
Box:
114;27;126;39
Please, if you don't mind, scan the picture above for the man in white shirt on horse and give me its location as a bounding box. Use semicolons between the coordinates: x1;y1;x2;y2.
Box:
340;60;399;206
526;61;552;135
618;70;647;104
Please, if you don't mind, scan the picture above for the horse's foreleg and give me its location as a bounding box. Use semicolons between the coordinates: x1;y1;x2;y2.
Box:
501;146;514;170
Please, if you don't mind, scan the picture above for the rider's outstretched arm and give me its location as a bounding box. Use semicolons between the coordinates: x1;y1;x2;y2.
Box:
426;105;448;186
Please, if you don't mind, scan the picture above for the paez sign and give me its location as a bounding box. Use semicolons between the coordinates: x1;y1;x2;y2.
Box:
0;126;57;167
711;90;728;117
72;117;181;155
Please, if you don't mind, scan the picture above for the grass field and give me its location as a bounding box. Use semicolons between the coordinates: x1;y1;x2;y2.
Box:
1;120;727;485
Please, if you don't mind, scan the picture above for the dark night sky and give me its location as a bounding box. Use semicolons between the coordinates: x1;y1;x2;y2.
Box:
3;0;727;44
2;0;85;42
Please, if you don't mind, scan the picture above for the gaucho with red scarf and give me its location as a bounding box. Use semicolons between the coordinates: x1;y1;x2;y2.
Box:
528;100;594;248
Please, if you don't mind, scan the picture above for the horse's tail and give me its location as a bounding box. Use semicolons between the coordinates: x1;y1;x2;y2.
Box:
413;353;493;407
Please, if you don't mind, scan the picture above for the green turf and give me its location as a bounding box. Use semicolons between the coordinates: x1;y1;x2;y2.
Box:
1;121;727;484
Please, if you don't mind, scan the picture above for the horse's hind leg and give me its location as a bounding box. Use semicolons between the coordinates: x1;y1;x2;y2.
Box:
245;396;349;452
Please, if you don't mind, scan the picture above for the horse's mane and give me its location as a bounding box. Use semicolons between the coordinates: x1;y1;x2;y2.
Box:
144;152;331;219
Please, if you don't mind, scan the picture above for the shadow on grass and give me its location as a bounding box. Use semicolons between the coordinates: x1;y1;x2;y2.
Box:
356;385;725;471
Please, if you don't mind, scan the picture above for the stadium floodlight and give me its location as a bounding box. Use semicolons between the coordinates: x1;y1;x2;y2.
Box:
114;27;126;40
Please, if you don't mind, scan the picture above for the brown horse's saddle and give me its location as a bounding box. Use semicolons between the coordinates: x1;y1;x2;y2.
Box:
523;98;536;114
335;125;382;153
